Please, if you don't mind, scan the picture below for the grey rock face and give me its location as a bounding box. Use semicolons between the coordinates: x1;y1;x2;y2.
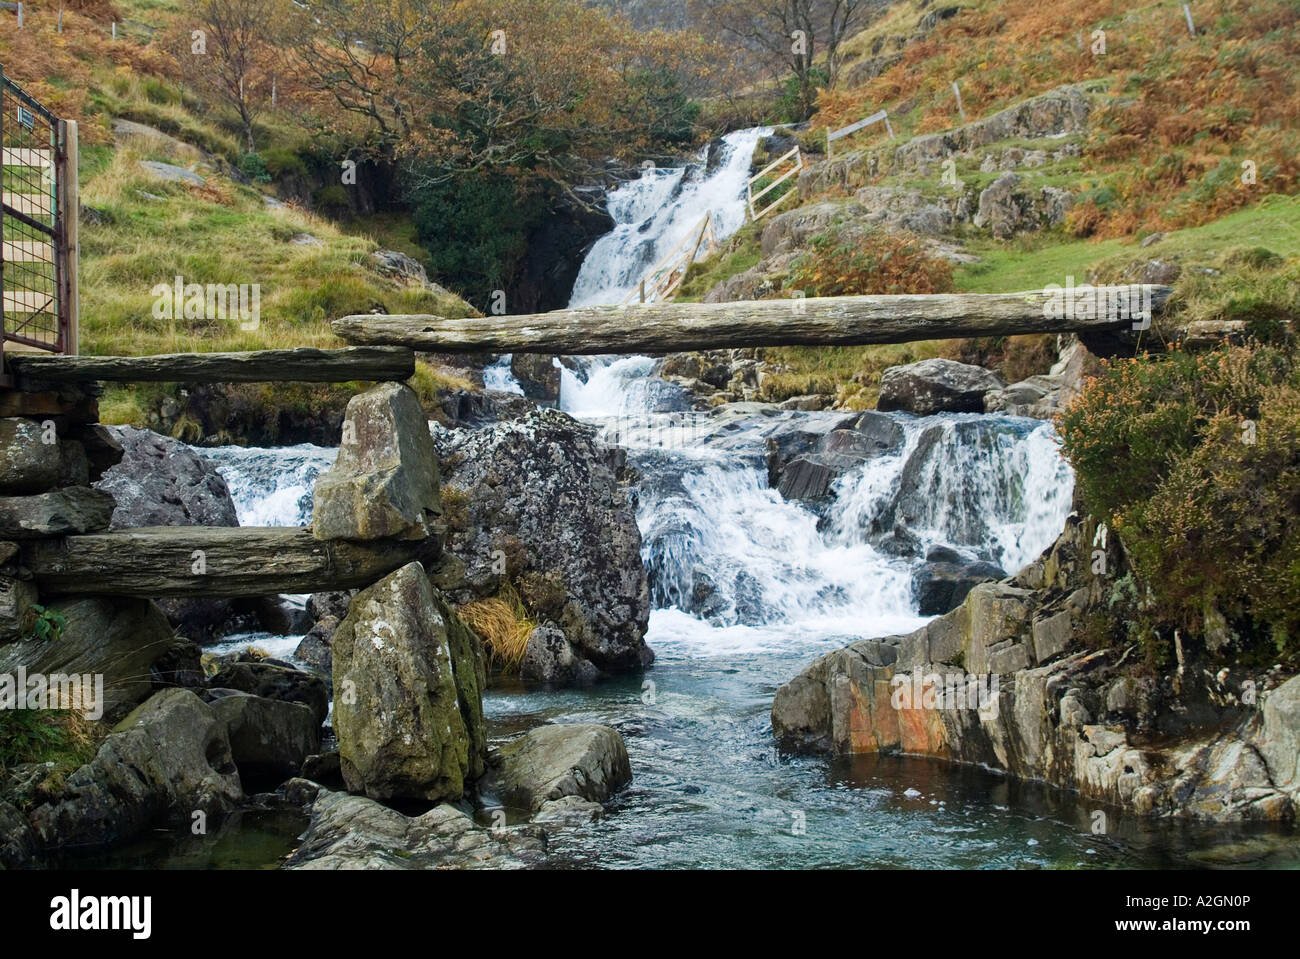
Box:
284;788;547;869
97;426;239;528
433;406;651;677
877;358;1004;415
311;383;441;541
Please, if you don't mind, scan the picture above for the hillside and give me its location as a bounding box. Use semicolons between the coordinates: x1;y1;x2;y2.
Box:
675;0;1300;406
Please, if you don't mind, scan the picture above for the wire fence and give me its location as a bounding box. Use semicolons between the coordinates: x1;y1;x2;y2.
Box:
1;65;77;376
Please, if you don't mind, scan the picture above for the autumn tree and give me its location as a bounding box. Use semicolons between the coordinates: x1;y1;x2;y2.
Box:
177;0;288;149
692;0;876;120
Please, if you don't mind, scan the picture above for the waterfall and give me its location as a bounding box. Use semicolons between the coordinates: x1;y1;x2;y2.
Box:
553;125;1075;657
561;127;769;411
566;126;770;309
205;442;337;527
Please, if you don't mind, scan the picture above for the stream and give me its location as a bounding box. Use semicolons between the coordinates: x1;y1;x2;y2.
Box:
91;127;1298;869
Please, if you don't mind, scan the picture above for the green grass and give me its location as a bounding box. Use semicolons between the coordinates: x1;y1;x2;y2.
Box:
676;222;764;301
955;193;1300;293
79;140;477;359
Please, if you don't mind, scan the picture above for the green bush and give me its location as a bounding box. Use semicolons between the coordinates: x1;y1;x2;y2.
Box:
1058;341;1300;656
238;152;273;184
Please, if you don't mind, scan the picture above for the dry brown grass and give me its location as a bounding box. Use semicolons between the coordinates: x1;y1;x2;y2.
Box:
457;586;536;673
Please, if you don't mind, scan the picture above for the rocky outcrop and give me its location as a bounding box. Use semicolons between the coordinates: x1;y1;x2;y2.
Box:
0;595;190;722
877;358;1004;415
984;337;1101;419
311;383;441;541
482;723;632;814
331;562;485;802
284;787;547;869
801;83;1094;197
97;426;239;528
773;514;1300;821
22;689;244;851
973;173;1074;239
432;407;652;679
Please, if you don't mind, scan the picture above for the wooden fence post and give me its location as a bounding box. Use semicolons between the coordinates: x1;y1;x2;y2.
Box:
57;119;79;355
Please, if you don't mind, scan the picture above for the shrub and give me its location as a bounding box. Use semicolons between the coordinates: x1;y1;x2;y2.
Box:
238;152;273;184
1058;341;1300;656
785;227;954;297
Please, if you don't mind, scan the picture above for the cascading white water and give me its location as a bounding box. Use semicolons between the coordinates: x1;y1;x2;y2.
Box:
206;443;336;527
560;127;770;414
556;126;1075;658
566;126;770;310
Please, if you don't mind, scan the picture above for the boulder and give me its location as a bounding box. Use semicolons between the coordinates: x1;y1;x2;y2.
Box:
331;563;482;801
96;426;239;527
0;418;62;494
209;692;321;786
877;358;1004;416
284;789;547;870
311;383;441;541
520;625;598;685
294;615;338;672
0;596;184;721
485;723;632;813
24;689;242;850
432;407;651;677
912;547;1007;615
205;660;329;728
0;486;115;538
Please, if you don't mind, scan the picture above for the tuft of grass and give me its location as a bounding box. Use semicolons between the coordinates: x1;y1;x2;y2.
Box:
457;585;537;674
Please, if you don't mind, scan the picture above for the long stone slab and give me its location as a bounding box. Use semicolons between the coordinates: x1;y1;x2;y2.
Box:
22;526;440;598
9;347;415;384
330;287;1173;355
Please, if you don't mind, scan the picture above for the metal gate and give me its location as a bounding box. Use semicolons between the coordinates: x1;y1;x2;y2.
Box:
1;65;78;384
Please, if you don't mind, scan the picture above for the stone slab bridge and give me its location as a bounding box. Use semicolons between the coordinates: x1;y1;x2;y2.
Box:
0;286;1173;625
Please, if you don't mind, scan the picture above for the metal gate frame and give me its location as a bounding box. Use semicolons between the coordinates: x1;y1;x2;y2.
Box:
1;65;78;386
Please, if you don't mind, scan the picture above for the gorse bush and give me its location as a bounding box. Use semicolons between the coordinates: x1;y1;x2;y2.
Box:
1058;341;1300;656
785;228;954;297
